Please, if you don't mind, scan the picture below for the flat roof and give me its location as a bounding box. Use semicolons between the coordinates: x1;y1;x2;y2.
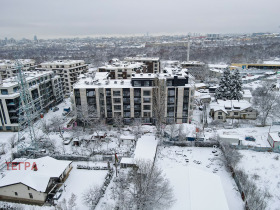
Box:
40;60;85;66
269;132;280;142
134;135;158;164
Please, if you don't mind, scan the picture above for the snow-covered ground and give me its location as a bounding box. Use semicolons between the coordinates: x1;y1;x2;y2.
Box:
157;146;244;210
56;162;108;209
238;150;280;210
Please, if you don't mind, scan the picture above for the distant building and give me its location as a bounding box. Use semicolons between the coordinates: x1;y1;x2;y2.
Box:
209;100;257;121
124;57;160;74
230;61;280;70
181;61;206;81
0;156;72;205
0;59;36;79
0;71;64;131
98;59;145;79
37;60;88;96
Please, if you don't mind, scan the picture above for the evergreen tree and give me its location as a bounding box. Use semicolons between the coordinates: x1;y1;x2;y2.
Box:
215;69;232;100
215;69;243;100
230;69;243;100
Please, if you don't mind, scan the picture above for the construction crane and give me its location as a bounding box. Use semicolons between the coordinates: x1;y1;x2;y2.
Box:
16;62;37;154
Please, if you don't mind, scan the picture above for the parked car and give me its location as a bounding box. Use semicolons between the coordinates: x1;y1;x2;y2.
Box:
53;107;59;112
245;136;256;141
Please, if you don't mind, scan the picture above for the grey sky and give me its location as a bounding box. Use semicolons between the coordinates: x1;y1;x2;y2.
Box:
1;0;280;39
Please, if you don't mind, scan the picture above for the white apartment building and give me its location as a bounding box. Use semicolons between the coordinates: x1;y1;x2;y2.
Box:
0;71;64;131
0;59;35;80
98;59;145;79
124;57;161;74
37;60;88;96
73;68;195;125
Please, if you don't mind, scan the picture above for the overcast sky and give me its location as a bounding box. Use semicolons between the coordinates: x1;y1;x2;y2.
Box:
1;0;280;39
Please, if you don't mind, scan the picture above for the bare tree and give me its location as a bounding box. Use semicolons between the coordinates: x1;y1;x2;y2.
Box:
113;114;123;132
252;82;280;126
132;118;142;143
166;122;178;141
153;77;166;137
49;116;66;140
8;134;17;149
130;160;175;210
219;141;242;170
235;169;270;210
76;105;98;131
68;193;77;210
178;124;186;141
82;185;102;208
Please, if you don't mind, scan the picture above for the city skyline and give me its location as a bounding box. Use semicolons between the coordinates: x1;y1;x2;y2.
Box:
1;0;280;39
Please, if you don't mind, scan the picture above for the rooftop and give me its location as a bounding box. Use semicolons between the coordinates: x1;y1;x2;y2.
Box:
124;57;160;61
0;156;72;192
0;71;53;88
210;100;252;113
40;60;85;66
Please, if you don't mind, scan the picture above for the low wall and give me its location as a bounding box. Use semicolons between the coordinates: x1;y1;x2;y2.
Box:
163;140;219;147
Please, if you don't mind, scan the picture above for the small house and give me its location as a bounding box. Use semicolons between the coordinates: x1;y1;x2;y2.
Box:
267;132;280;148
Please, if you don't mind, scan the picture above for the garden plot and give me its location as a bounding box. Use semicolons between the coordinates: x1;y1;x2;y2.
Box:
55;162;108;209
157;146;244;210
238;150;280;210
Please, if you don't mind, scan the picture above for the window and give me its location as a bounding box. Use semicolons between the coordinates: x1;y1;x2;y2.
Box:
168;89;175;96
113;91;121;96
234;112;239;116
144;81;150;87
143;90;150;96
86;90;95;97
114;105;121;110
168;97;175;104
218;116;223;119
114;98;121;103
134;81;141;87
124;112;131;117
218;112;222;115
167;80;172;86
143;105;151;110
29;193;33;199
143;112;151;117
118;74;122;77
15;192;18;196
118;69;122;72
143;98;151;103
1;89;8;95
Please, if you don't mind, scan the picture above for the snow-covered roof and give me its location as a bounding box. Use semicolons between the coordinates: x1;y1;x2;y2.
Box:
187;167;229;210
134;136;158;164
124;57;160;61
120;157;134;164
0;156;72;192
0;71;54;88
208;64;228;69
98;61;144;70
269;132;280;142
263;60;280;65
210;100;252;113
40;60;84;66
120;135;134;140
242;89;252;98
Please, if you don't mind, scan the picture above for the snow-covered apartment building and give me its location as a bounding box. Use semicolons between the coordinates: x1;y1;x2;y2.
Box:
0;71;64;131
0;59;35;80
124;57;160;74
98;59;146;79
73;68;195;124
36;60;88;96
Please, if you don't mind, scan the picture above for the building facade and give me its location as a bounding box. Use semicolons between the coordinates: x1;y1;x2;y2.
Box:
37;60;88;96
0;71;64;131
124;57;160;74
74;69;195;125
98;59;145;79
0;59;35;80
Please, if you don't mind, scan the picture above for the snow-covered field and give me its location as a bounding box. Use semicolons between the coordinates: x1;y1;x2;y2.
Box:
238;150;280;210
157;146;244;210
